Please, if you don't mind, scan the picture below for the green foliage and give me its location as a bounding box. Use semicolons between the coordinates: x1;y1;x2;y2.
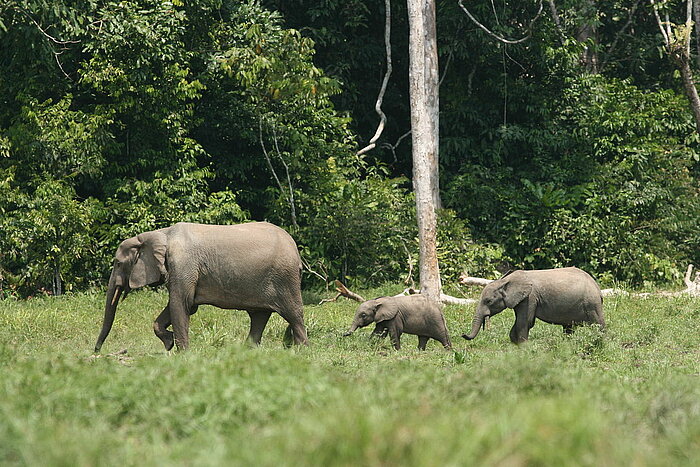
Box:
0;291;699;464
0;176;101;296
1;0;699;294
445;71;699;286
542;76;700;285
299;172;416;286
436;210;505;287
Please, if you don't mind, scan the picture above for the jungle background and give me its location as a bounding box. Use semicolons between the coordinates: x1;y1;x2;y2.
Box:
2;0;700;297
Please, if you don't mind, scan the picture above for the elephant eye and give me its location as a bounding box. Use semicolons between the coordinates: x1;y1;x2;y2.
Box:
360;312;366;318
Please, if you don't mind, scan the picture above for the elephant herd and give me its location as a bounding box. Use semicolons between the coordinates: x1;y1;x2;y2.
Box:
94;222;605;353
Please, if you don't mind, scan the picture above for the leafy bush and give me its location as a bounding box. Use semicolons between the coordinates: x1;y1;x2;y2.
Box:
436;210;506;287
447;74;699;287
299;172;416;287
542;76;700;285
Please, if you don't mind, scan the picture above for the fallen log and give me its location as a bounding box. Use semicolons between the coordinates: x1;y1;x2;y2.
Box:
319;281;476;306
458;273;493;287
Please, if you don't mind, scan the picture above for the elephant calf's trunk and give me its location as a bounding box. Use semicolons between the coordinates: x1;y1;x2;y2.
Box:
343;323;358;337
462;314;485;341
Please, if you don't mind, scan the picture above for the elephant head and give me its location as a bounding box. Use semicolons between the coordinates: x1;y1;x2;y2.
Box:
343;298;397;336
94;230;167;353
462;272;532;341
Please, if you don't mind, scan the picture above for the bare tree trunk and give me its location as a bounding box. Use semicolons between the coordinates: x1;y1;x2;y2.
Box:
407;0;442;303
53;260;62;296
694;0;700;67
677;56;700;133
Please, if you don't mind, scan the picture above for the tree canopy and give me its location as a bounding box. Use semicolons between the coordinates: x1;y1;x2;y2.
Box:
1;0;698;297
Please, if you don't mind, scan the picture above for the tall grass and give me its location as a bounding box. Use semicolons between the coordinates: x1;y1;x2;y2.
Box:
1;286;698;465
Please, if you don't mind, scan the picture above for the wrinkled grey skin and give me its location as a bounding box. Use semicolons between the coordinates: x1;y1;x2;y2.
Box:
343;295;452;350
463;267;604;344
94;222;308;352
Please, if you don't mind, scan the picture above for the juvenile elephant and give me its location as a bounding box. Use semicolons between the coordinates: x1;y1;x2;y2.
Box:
343;295;452;350
94;222;308;352
462;267;604;344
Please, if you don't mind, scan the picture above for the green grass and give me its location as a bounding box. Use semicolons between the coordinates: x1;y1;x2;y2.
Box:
1;285;699;466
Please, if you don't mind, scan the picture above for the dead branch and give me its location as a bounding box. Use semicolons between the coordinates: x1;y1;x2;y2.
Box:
458;273;493;287
259;118;298;228
322;263;700;307
458;0;544;45
319;281;477;306
547;0;567;44
357;0;392;156
318;280;367;304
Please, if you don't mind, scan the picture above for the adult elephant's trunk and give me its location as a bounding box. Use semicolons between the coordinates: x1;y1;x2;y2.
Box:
94;280;123;353
462;306;487;340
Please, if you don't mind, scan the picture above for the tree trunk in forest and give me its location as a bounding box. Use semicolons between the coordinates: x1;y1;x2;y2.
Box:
651;0;700;134
576;0;599;73
694;0;700;67
676;55;700;134
407;0;442;303
53;261;62;296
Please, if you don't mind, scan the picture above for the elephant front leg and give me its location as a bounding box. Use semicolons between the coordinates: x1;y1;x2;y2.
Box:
169;291;193;351
153;305;174;351
371;323;388;339
510;305;531;344
387;321;402;350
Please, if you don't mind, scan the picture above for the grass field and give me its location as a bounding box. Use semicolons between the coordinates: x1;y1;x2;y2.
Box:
1;285;699;466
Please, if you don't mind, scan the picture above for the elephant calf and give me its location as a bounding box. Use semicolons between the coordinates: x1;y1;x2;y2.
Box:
343;295;452;350
463;267;605;344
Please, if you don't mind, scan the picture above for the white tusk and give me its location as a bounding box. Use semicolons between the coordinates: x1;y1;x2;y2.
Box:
111;286;123;306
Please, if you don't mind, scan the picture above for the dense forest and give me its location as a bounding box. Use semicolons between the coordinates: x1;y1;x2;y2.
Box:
1;0;699;297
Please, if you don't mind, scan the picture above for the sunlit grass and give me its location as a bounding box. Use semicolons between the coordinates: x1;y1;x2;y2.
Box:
1;288;698;465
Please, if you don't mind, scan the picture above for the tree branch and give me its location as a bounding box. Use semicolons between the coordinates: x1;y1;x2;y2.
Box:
547;0;567;44
601;0;641;68
357;0;393;156
458;0;544;45
259;118;298;228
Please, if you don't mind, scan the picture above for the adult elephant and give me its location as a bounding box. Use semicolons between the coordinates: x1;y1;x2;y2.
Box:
94;222;308;352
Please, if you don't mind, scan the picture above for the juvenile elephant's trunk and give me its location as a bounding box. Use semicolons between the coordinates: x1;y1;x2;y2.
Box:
94;281;123;353
462;306;487;341
343;323;359;337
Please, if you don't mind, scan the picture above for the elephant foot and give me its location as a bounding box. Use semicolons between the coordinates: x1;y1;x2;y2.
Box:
156;331;174;351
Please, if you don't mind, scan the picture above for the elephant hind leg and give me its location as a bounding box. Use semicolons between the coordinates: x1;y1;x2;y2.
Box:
276;299;309;346
438;334;452;350
247;311;272;346
288;322;309;346
418;336;429;350
595;309;606;331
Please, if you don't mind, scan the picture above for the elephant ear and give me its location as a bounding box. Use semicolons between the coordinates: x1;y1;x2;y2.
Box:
501;277;532;309
115;236;141;264
374;300;399;323
129;231;167;290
